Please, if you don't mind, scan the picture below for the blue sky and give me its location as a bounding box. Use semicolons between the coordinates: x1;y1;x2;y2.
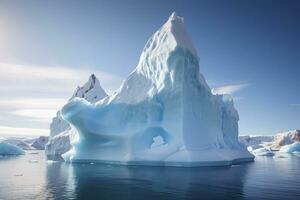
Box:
0;0;299;136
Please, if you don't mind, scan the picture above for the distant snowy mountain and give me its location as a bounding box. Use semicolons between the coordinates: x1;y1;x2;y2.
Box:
0;136;49;150
271;130;300;150
31;136;49;150
46;74;108;156
239;130;300;156
60;12;254;166
239;135;274;150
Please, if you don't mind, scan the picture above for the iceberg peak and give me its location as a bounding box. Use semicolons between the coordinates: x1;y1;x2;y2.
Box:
101;13;201;104
168;12;183;22
161;12;197;56
72;73;107;103
47;74;108;156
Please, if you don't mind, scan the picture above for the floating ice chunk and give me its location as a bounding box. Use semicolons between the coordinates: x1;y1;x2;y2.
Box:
251;147;274;156
0;142;25;156
279;142;300;153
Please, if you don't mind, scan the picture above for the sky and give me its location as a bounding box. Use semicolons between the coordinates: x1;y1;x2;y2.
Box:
0;0;299;136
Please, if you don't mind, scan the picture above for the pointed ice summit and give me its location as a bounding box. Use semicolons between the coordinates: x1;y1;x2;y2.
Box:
60;13;254;166
46;74;107;156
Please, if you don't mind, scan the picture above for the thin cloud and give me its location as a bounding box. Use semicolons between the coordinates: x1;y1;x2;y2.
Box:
0;62;124;95
10;109;57;122
0;98;67;110
0;62;124;135
0;126;48;136
212;83;251;95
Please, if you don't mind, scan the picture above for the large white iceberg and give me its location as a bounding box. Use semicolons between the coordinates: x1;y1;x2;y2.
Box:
46;74;108;156
61;12;254;166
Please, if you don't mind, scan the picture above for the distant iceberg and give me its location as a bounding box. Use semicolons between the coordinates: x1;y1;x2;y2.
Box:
60;12;254;166
279;142;300;153
239;130;300;154
251;147;274;157
0;142;25;156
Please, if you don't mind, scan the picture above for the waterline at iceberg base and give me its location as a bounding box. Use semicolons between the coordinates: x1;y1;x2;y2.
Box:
60;13;254;167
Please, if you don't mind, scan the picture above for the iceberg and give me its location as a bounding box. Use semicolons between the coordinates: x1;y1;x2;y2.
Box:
1;136;49;150
271;130;300;150
60;12;254;166
0;142;25;156
251;147;274;157
46;74;108;156
279;142;300;153
1;137;34;150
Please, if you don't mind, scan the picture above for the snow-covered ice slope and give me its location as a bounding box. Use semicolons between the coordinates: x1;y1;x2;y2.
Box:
46;74;107;156
61;12;254;166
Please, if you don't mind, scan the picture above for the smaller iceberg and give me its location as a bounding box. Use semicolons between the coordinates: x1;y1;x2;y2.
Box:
0;142;25;156
279;142;300;153
251;147;274;157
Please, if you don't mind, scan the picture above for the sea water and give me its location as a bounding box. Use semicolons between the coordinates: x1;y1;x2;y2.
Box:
0;151;300;200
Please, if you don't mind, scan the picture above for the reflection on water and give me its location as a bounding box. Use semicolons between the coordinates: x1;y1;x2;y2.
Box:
45;161;76;199
69;162;249;200
0;151;300;200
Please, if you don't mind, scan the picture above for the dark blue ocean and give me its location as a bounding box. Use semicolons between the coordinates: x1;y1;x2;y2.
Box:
0;151;300;200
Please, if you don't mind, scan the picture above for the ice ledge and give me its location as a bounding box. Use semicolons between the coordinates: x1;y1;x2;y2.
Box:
164;12;197;56
62;149;254;167
63;158;254;167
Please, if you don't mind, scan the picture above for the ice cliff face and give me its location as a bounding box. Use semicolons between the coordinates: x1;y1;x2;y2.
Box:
61;13;254;166
46;74;107;156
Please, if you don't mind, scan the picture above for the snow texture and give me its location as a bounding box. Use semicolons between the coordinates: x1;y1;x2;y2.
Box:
0;142;25;156
46;74;108;156
60;12;254;166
